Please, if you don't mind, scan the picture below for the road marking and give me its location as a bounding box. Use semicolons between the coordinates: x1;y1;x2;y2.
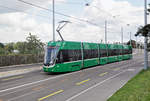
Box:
99;72;108;77
127;69;135;71
113;68;120;71
32;85;45;91
66;70;127;101
76;79;90;86
38;90;64;101
1;76;24;81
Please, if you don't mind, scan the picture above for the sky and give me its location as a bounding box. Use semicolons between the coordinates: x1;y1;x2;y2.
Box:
0;0;149;43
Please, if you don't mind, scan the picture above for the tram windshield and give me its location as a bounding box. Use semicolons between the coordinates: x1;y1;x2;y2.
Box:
44;46;59;66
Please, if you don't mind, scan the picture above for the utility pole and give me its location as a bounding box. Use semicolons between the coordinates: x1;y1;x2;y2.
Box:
130;32;132;46
105;20;107;44
126;24;131;46
52;0;55;42
121;27;123;45
144;0;148;70
121;27;123;55
136;36;137;49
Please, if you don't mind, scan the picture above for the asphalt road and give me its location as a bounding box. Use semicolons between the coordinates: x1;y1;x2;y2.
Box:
0;52;146;101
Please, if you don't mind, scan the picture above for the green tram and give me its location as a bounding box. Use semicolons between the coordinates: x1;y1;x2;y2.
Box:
43;41;132;73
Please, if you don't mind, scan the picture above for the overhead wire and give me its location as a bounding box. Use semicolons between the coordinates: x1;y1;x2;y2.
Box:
17;0;100;27
0;4;101;30
0;5;67;25
52;1;84;5
0;5;50;20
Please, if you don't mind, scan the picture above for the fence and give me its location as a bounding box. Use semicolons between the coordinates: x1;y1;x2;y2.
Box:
0;54;44;67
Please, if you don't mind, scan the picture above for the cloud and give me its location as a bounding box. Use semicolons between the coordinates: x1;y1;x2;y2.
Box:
0;12;53;43
0;0;146;43
61;0;144;43
0;0;66;14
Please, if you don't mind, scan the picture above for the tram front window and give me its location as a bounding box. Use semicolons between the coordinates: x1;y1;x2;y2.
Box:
44;46;58;66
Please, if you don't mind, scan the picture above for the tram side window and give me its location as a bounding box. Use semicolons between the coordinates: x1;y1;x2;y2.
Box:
108;49;111;56
122;49;124;55
118;49;122;55
112;49;117;56
126;49;129;54
124;49;128;55
123;49;126;55
114;49;117;56
123;49;128;55
83;50;89;59
84;49;98;59
68;50;82;61
56;49;82;63
56;50;68;63
92;49;98;58
100;49;107;57
117;49;119;55
108;49;115;56
124;49;126;55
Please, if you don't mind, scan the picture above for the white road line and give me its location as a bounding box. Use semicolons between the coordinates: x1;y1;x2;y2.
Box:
66;70;127;101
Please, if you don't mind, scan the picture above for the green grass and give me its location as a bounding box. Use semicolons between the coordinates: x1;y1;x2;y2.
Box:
107;69;150;101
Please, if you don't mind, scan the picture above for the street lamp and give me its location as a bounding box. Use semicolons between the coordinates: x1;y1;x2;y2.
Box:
85;3;108;44
105;20;107;44
121;27;123;45
52;0;55;42
113;15;124;45
136;36;137;49
127;24;132;46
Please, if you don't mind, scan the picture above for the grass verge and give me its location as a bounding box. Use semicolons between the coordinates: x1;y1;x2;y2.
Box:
107;69;150;101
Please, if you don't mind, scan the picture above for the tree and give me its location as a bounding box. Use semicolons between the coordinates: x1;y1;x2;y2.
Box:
127;40;136;48
14;42;28;54
135;24;150;37
0;48;5;55
0;43;4;48
148;4;150;13
4;43;14;54
26;33;44;54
